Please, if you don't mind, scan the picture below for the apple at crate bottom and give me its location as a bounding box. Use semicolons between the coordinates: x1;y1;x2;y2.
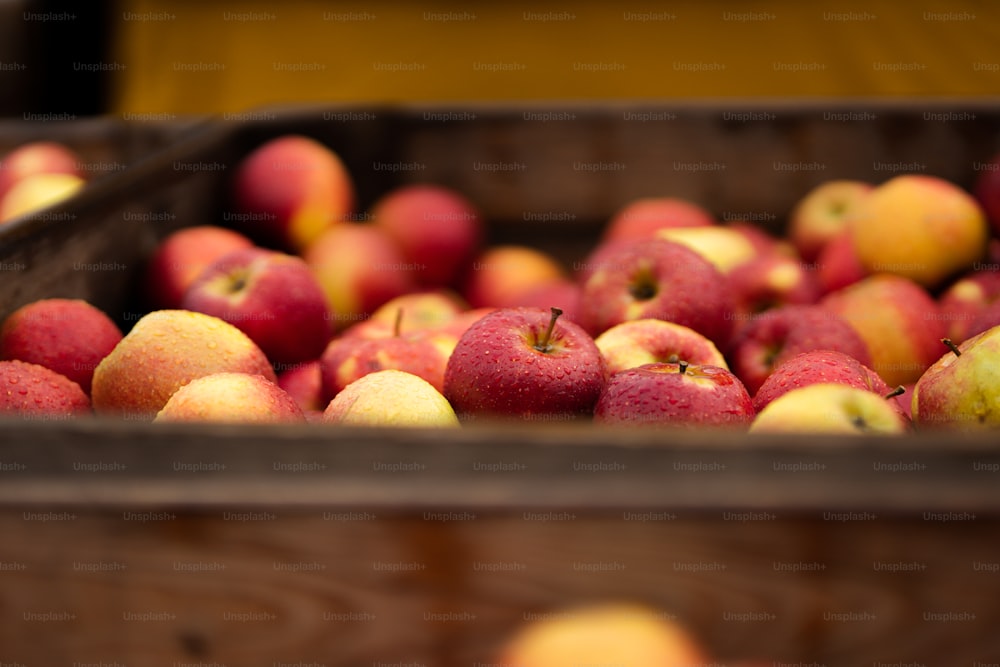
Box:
0;297;123;396
495;602;713;667
154;372;305;424
324;369;459;428
749;383;910;435
594;361;754;430
0;359;91;418
912;329;1000;430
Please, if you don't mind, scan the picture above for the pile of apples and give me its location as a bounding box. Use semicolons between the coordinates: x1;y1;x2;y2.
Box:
0;141;88;224
3;131;1000;433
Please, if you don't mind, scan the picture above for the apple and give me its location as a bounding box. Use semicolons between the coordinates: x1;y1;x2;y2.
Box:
443;307;607;420
495;602;710;667
0;359;91;418
302;222;417;331
594;361;754;429
728;304;872;397
726;253;822;319
143;225;256;310
912;330;1000;430
230;134;356;251
181;247;332;365
751;349;901;415
435;306;497;340
937;269;1000;343
276;359;325;418
342;289;468;340
815;229;869;294
323;369;459;428
369;183;484;287
154;372;305;424
319;310;457;400
655;225;761;275
513;279;584;325
849;174;989;289
461;245;566;309
0;298;123;395
594;318;727;375
820;274;945;386
578;238;736;347
91;310;276;420
973;151;1000;236
788;180;873;261
749;383;910;435
0;172;85;223
602;196;715;244
0;141;82;203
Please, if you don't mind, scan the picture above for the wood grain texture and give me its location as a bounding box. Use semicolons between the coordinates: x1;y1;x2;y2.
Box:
1;511;998;665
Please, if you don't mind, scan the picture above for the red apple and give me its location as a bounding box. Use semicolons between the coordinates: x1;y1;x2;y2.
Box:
513;279;584;325
815;229;869;294
461;245;566;309
154;372;305;424
579;238;736;347
230;134;356;251
319;317;457;400
602;196;715;244
276;359;325;418
0;359;91;419
0;141;82;203
370;184;484;287
303;222;417;330
751;349;903;416
443;307;607;420
726;253;822;319
820;274;945;387
728;304;872;396
0;298;122;395
143;225;256;310
342;289;468;340
594;318;727;375
937;269;1000;343
595;361;754;429
973;151;1000;237
181;247;333;365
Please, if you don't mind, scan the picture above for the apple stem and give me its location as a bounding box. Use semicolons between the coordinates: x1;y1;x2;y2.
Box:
941;338;962;357
885;385;906;400
394;308;403;338
678;360;688;375
534;307;563;353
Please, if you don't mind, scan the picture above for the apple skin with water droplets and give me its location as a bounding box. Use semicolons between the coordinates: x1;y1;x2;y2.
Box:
751;349;906;418
91;310;276;421
0;298;122;395
594;362;754;429
443;307;607;421
0;359;91;418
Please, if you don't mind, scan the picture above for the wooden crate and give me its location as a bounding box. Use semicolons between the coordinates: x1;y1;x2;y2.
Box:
1;101;999;665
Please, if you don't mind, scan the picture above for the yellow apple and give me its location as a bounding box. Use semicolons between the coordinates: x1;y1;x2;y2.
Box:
849;174;988;288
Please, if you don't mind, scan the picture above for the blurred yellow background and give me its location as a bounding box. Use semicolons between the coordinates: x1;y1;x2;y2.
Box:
111;0;1000;113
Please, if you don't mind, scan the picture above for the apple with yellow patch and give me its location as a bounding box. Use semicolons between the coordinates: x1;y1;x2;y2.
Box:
849;174;988;289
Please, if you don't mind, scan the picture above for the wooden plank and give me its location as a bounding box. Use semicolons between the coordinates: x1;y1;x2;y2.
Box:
1;511;998;665
2;419;1000;513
